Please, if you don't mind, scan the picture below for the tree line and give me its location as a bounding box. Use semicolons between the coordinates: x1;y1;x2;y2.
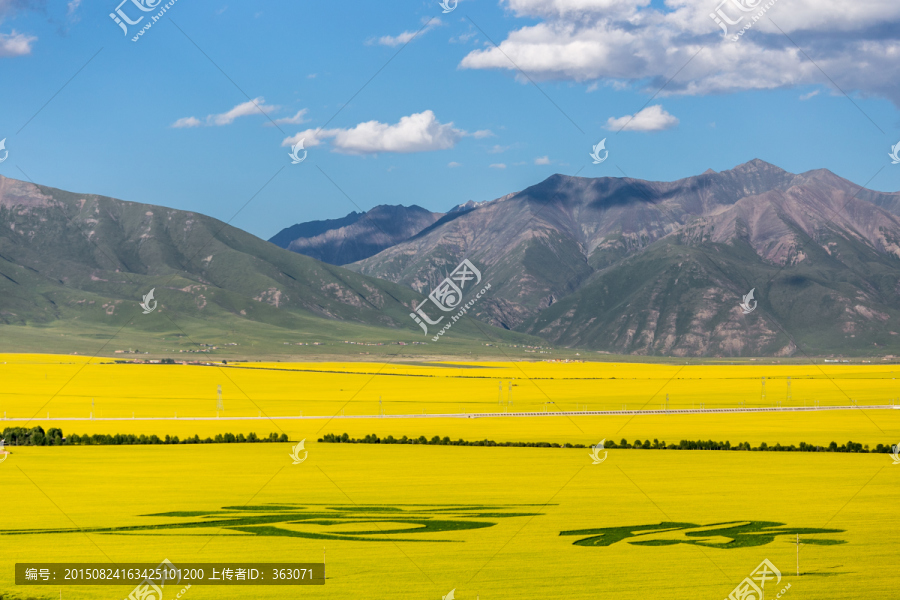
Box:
1;427;288;446
318;432;896;453
2;427;893;454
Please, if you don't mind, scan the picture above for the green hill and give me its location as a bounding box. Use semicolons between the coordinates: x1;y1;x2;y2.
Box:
0;175;539;358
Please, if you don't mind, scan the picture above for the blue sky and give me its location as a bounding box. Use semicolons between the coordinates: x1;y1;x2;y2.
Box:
1;0;899;240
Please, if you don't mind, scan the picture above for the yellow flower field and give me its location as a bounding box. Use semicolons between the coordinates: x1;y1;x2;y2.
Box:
1;354;898;599
1;444;897;600
3;354;900;421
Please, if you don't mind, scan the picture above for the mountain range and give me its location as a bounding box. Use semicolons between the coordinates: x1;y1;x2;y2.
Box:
2;160;900;357
0;175;534;355
348;160;900;356
269;204;443;265
267;199;504;267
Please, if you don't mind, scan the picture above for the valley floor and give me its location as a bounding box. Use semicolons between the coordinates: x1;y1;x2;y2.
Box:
1;355;897;600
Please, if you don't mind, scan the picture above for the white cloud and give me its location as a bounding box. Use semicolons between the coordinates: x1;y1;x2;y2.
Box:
489;144;510;154
505;0;648;19
448;161;462;167
372;17;441;47
376;30;417;47
799;90;820;100
268;109;309;126
334;111;461;154
489;163;507;169
172;97;278;128
450;30;477;44
209;97;277;126
472;129;494;139
282;110;465;154
534;155;551;164
66;0;81;16
282;128;331;148
0;31;36;57
459;0;900;106
171;116;202;128
605;105;678;132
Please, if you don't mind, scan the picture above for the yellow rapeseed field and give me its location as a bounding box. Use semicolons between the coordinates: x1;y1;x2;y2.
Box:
1;444;897;600
1;354;898;599
3;354;900;420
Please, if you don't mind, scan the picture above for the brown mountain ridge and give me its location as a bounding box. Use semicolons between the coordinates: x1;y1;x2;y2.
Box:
348;160;900;356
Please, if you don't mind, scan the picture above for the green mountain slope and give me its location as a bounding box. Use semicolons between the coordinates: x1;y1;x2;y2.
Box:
0;176;536;355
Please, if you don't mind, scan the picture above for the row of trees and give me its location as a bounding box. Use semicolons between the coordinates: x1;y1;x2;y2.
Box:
1;427;288;446
318;432;896;453
2;427;64;446
3;427;891;454
67;432;289;445
319;433;581;447
607;438;889;452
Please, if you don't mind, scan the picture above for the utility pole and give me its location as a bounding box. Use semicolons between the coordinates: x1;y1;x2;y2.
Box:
216;385;224;412
796;533;803;576
786;376;791;403
761;377;766;405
